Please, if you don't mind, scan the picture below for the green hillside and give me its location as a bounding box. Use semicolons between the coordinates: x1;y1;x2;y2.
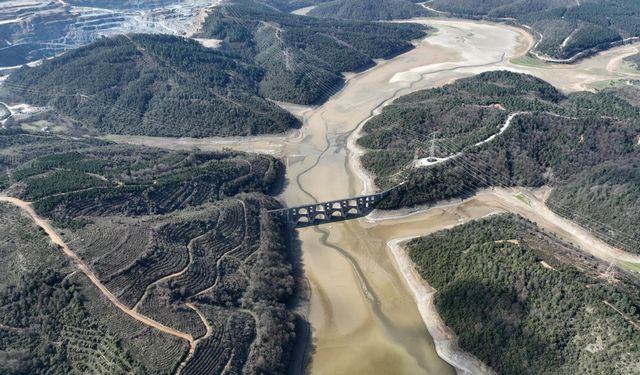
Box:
407;214;640;374
360;71;640;253
307;0;429;20
6;34;299;137
0;129;298;373
200;0;428;104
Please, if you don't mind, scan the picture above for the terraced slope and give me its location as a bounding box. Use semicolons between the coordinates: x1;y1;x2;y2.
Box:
5;34;299;137
0;202;154;374
406;214;640;374
200;0;428;104
0;130;297;374
360;71;640;254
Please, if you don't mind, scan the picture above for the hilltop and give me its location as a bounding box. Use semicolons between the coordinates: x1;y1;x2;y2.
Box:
5;34;299;137
200;0;428;104
359;71;640;253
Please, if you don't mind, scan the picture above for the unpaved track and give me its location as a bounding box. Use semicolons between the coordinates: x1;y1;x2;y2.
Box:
175;303;214;375
0;196;194;344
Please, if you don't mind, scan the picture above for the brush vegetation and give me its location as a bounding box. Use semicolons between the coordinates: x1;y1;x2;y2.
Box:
407;214;640;374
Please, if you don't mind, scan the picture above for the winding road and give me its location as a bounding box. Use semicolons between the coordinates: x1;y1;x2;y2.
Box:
0;196;195;344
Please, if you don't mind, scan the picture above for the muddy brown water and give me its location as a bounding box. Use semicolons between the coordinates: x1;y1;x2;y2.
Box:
102;18;640;374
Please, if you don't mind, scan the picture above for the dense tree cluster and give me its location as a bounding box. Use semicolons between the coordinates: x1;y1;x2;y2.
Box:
407;214;640;374
364;71;640;253
548;163;640;253
0;269;141;374
7;34;299;137
200;0;428;104
428;0;640;59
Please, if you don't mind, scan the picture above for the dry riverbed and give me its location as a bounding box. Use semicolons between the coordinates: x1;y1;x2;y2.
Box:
99;17;640;374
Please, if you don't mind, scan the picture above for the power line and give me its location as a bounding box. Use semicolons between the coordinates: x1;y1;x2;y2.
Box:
377;111;640;253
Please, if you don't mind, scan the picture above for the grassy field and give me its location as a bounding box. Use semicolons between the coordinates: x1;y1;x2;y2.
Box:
514;192;532;207
510;54;548;68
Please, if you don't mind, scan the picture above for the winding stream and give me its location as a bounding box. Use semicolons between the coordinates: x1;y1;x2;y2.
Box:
104;18;640;374
278;20;533;375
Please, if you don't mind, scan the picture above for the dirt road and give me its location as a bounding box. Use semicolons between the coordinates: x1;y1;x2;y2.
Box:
0;196;194;344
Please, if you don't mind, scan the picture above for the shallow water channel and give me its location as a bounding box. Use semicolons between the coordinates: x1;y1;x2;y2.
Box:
103;17;640;374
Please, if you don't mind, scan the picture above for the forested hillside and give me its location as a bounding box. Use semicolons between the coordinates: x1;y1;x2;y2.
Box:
259;0;331;12
361;71;640;253
427;0;640;60
0;129;299;374
407;214;640;375
0;205;145;374
200;0;428;104
307;0;429;20
5;34;299;137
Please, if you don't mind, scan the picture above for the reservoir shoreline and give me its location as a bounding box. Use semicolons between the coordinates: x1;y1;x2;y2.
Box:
92;16;640;373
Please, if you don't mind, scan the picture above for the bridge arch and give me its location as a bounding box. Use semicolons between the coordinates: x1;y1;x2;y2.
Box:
313;213;327;221
347;207;359;216
297;216;310;225
330;211;344;218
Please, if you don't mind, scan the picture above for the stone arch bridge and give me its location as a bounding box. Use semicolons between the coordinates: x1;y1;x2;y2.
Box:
269;190;391;228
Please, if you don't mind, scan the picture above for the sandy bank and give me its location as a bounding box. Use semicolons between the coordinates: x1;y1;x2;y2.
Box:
388;237;497;375
368;188;640;268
